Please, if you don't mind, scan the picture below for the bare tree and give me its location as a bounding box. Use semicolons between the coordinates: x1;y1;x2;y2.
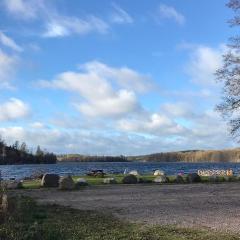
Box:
216;0;240;138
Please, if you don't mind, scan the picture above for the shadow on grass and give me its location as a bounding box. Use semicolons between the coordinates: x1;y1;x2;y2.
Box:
0;196;239;240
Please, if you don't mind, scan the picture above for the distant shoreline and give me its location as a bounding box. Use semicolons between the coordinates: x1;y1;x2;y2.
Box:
58;148;240;163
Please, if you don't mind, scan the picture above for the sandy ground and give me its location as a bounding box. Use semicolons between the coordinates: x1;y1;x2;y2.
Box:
13;183;240;233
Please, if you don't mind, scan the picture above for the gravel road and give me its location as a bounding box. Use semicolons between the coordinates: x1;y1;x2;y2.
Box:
14;183;240;233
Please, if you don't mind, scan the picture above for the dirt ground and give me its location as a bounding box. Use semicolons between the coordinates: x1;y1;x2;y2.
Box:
13;183;240;233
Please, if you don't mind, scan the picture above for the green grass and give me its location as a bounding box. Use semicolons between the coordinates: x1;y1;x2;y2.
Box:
21;174;240;189
0;196;239;240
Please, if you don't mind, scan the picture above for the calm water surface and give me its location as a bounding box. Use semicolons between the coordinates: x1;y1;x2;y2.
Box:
1;162;240;180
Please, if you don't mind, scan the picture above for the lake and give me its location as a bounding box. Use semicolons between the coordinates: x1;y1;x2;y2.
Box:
1;161;240;180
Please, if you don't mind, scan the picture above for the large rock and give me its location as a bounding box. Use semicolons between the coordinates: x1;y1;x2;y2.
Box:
75;178;88;188
175;175;184;184
6;180;23;189
209;176;221;183
187;173;201;183
128;170;139;176
103;178;117;184
59;176;75;190
153;170;165;176
122;175;138;184
41;174;59;188
154;175;168;183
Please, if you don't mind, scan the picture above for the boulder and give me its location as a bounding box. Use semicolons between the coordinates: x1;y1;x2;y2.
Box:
154;175;168;183
59;176;75;190
175;175;184;184
41;174;59;188
6;180;23;189
187;173;201;183
153;170;165;176
87;170;105;177
103;178;117;184
122;175;138;184
75;178;88;188
128;170;139;176
209;176;221;183
224;176;235;182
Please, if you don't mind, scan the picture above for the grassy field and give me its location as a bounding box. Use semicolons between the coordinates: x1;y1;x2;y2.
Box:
21;174;239;189
0;196;239;240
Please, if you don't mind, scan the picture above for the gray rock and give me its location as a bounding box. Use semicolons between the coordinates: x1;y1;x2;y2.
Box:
175;175;184;184
209;176;220;183
75;178;88;188
153;170;165;176
129;170;139;176
103;178;117;184
122;175;138;184
6;180;23;189
154;175;168;183
187;173;201;183
59;176;75;190
41;174;59;188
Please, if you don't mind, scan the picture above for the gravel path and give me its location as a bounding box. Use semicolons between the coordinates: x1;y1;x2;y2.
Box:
14;183;240;233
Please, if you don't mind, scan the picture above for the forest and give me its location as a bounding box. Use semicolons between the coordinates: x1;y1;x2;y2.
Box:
0;138;57;165
128;149;240;163
57;154;128;162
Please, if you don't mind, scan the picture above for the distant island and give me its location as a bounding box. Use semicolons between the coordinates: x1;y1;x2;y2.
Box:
0;139;57;165
58;148;240;163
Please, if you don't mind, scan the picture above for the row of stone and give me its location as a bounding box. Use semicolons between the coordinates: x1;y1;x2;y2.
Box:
2;172;214;190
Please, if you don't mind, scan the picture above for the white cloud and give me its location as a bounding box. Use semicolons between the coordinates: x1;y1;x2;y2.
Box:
157;4;185;25
110;3;133;24
0;31;23;52
39;61;151;117
161;102;195;118
186;45;225;86
0;49;18;89
0;98;30;121
43;15;109;38
2;0;43;20
2;0;110;38
118;112;186;136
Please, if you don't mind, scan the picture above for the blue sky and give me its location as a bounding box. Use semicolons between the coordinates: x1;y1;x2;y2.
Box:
0;0;237;155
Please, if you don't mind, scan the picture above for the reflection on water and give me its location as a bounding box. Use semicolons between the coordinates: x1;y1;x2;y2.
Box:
1;161;240;180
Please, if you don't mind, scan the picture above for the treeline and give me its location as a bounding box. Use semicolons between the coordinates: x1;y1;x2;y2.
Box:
58;154;128;162
0;139;57;165
128;149;240;163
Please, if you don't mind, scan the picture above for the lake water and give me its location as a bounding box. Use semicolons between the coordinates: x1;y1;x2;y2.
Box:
1;162;240;180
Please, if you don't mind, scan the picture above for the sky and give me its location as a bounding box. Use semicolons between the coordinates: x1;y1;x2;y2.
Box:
0;0;238;155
